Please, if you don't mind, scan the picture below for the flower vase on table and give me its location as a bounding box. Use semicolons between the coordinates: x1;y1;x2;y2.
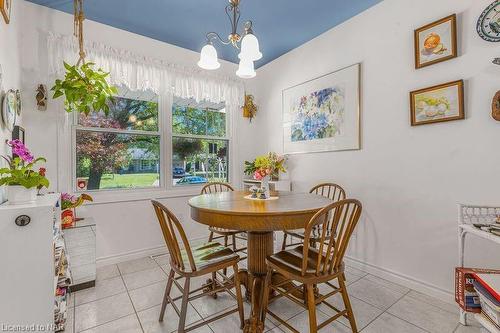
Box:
252;171;271;199
244;152;286;199
260;175;271;199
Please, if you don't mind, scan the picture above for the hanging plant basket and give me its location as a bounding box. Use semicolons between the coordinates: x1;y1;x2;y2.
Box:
52;62;117;115
51;0;117;115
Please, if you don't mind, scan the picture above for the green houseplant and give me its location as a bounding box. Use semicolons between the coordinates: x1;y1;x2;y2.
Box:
51;0;117;115
0;140;50;204
52;62;117;115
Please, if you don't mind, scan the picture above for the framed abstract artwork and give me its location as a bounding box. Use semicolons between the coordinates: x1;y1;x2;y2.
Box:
414;14;457;69
410;80;464;126
282;63;360;155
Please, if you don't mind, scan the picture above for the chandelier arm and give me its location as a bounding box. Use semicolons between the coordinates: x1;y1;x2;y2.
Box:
206;32;231;46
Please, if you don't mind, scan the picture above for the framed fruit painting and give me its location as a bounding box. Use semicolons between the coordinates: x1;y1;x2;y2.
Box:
414;14;458;69
0;0;11;24
410;80;464;126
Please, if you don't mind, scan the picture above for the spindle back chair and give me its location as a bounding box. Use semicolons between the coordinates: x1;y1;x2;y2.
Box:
201;183;247;260
282;183;346;250
262;199;362;333
151;200;245;332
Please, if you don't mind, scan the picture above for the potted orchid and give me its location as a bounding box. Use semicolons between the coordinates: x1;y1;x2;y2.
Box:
0;140;49;204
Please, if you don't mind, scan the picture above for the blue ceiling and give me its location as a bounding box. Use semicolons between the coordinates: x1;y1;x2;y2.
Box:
26;0;382;67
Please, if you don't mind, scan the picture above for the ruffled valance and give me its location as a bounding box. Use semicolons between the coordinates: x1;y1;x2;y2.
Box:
47;32;245;107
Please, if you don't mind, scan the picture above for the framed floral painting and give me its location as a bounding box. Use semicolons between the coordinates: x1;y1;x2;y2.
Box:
410;79;464;126
282;63;360;154
414;14;457;69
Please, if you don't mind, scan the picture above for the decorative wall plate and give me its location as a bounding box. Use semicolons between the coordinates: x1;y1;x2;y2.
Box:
492;90;500;121
1;89;16;131
477;1;500;42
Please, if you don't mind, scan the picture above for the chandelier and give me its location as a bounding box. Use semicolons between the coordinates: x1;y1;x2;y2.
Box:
197;0;262;79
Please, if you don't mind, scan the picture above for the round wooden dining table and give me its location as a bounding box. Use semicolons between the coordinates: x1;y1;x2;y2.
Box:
188;190;332;333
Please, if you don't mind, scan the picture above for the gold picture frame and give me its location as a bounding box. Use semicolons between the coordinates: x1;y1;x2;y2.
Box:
0;0;11;24
414;14;457;69
410;80;464;126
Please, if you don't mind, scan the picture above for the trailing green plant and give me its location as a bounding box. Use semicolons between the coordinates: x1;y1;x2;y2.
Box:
0;140;50;189
51;62;118;115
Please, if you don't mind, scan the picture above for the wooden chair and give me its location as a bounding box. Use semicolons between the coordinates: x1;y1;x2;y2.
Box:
201;183;247;258
262;199;362;333
282;183;346;250
151;200;245;333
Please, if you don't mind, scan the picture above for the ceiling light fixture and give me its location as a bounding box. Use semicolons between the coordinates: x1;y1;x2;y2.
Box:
198;0;262;79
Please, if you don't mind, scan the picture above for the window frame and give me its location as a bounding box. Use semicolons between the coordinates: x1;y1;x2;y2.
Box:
70;93;232;196
166;100;231;190
71;92;163;193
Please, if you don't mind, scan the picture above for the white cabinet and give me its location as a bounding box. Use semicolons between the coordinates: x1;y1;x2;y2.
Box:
0;194;70;332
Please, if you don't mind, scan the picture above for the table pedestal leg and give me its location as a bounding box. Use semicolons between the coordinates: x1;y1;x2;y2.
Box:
241;231;274;333
201;230;306;333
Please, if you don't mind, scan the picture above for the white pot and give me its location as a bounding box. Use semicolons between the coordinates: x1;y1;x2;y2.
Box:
7;186;37;205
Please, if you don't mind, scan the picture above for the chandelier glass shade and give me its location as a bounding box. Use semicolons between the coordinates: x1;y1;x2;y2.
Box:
198;0;262;78
198;44;221;70
238;33;262;61
236;58;256;79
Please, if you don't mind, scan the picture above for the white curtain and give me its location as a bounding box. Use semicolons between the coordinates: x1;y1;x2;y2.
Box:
47;32;245;107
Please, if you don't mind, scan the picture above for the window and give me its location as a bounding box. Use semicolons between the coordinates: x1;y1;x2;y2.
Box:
73;92;231;192
75;92;160;191
171;99;229;186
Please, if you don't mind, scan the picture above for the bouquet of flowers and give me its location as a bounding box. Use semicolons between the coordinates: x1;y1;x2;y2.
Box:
244;152;286;181
0;140;49;189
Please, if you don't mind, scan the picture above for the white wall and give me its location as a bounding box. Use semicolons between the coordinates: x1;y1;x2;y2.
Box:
17;0;260;264
247;0;500;299
0;1;23;203
14;0;499;301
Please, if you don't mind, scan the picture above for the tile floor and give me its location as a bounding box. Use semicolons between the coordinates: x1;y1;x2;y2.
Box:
66;255;481;333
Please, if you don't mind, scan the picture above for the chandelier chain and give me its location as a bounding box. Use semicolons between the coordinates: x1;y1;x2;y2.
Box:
74;0;86;65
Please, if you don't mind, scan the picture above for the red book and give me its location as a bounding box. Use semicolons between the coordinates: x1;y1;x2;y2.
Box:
455;267;500;313
473;273;500;303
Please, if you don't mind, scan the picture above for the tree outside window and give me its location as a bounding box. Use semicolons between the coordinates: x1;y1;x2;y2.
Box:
75;94;160;191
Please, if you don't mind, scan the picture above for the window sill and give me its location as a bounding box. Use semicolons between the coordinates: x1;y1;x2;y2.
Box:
81;187;204;205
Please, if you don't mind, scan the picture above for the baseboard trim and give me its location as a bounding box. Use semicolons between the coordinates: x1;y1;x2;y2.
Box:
344;255;455;305
96;237;455;305
96;235;207;267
